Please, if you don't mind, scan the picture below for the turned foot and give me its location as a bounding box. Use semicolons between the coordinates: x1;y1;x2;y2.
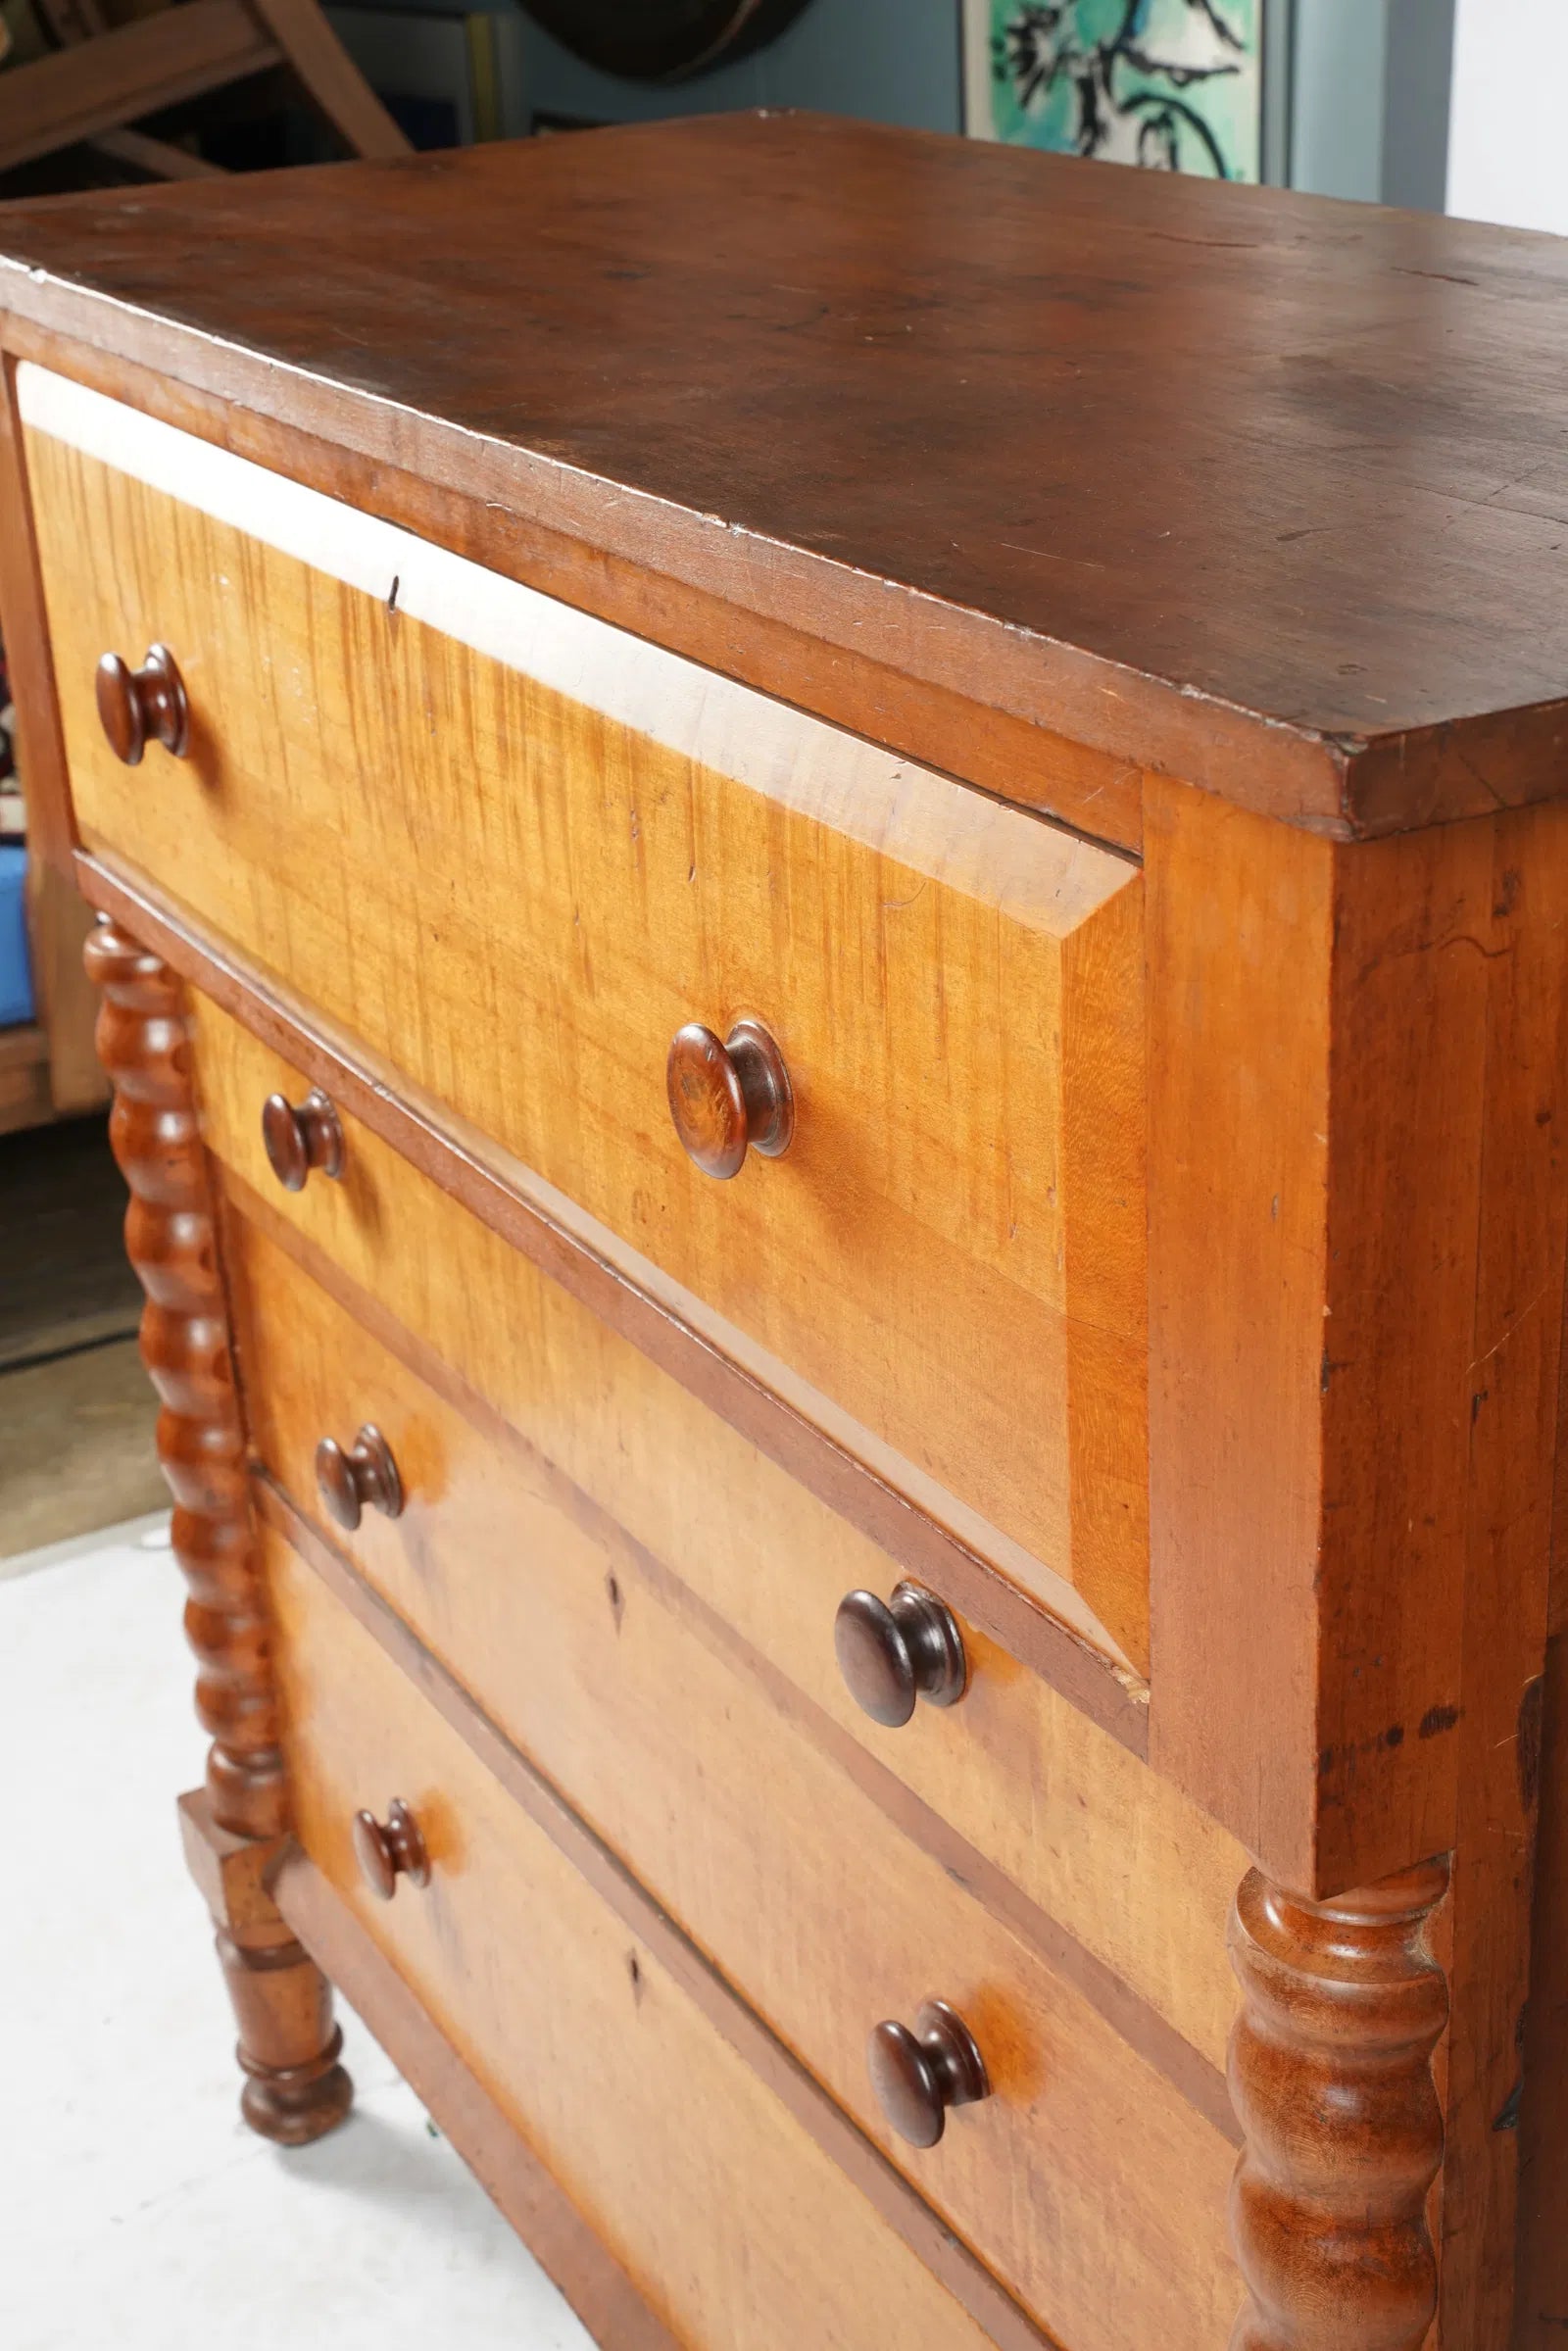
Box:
182;1788;354;2144
1227;1859;1449;2351
219;1926;354;2145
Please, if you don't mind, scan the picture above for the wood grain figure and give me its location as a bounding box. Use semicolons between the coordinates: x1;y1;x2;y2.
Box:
264;1521;1030;2351
223;1208;1242;2351
196;1035;1242;2082
23;384;1150;1665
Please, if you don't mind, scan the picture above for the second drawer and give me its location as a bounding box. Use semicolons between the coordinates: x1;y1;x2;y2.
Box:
225;1204;1241;2351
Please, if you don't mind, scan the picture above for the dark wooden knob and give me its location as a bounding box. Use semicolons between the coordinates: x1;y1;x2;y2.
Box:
94;644;189;765
666;1017;794;1180
834;1583;966;1727
868;2001;991;2148
315;1425;403;1532
352;1797;429;1900
261;1088;344;1191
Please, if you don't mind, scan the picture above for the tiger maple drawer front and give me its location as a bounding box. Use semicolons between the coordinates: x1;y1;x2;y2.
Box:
226;1213;1242;2351
197;989;1246;2083
21;365;1150;1670
262;1524;1010;2351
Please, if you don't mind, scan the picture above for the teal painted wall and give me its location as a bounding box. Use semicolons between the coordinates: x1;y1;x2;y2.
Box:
519;0;962;133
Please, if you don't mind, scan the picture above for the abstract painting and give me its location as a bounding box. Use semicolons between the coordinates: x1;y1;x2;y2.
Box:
965;0;1264;182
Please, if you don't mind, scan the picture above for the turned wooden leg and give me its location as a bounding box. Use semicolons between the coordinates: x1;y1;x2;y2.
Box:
1227;1859;1449;2351
88;919;352;2145
180;1790;354;2144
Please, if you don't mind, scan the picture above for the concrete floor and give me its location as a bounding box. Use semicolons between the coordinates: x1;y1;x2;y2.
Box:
0;1111;165;1558
1;1514;595;2351
0;1337;167;1556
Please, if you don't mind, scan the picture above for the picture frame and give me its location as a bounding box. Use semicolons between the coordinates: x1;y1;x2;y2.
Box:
964;0;1272;184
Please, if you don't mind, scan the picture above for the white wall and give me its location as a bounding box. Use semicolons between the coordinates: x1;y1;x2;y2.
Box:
1448;0;1568;231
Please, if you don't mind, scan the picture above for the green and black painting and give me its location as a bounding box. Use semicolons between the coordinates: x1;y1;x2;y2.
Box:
968;0;1263;182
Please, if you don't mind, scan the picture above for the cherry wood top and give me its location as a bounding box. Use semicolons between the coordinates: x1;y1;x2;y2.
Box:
3;110;1568;836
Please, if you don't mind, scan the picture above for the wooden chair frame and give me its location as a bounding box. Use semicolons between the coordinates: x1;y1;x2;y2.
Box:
0;0;412;181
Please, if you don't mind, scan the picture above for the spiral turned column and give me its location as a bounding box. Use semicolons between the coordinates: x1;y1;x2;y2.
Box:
87;919;351;2144
1227;1858;1450;2351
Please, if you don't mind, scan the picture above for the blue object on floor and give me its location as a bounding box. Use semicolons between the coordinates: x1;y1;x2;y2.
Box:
0;843;35;1027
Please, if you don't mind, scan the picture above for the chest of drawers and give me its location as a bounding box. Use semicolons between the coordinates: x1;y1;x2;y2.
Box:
6;114;1568;2351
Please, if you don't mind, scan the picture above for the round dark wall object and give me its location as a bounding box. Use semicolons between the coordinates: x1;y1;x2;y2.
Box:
520;0;815;82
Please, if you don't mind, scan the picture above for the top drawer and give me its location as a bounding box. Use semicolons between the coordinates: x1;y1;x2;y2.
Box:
23;364;1149;1667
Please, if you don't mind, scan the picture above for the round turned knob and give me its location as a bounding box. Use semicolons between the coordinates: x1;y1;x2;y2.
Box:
352;1797;429;1900
261;1088;345;1192
666;1017;794;1180
315;1425;403;1532
868;2001;991;2148
834;1583;966;1727
95;644;190;765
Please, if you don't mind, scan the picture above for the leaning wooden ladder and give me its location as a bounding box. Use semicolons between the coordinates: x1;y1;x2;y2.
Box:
0;0;411;180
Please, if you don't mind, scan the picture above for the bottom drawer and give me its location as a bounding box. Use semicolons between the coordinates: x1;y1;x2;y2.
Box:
264;1520;1008;2351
